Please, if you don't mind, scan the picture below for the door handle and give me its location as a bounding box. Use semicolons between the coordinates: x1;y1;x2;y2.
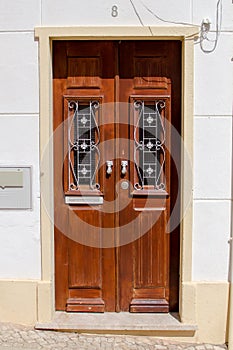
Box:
121;160;128;175
106;160;113;175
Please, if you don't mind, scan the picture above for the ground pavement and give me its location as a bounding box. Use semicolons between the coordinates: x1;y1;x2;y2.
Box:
0;322;228;350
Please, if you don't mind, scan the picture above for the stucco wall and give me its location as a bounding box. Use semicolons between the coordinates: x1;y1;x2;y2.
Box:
0;4;40;279
193;28;232;282
0;0;232;282
0;1;232;340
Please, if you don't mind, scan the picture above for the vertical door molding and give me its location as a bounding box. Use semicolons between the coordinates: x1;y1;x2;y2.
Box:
35;26;199;324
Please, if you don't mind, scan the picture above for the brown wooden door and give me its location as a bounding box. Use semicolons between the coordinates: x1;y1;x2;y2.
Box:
53;40;181;313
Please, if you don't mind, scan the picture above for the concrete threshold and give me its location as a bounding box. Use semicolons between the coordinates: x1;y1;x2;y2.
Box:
35;312;197;336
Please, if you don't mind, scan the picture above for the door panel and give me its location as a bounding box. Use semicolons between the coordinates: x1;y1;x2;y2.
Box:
117;41;181;312
53;41;116;312
53;40;181;312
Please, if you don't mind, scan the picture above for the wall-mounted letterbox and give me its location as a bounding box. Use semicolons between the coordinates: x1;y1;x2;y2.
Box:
0;167;32;209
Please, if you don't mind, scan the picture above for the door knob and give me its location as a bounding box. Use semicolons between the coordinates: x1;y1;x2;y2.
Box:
106;160;113;175
121;160;128;175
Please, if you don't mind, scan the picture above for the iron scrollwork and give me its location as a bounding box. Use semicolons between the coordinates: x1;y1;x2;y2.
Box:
134;100;166;191
68;100;100;191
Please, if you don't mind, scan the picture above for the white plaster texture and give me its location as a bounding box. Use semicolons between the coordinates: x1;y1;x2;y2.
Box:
0;0;41;31
0;116;40;194
194;116;232;199
0;116;40;279
41;0;192;26
42;0;142;26
0;0;231;286
0;33;39;114
117;0;192;26
0;199;41;279
194;32;233;116
192;200;231;281
193;0;233;31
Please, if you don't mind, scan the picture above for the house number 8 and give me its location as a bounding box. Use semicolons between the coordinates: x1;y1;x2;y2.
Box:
111;5;118;17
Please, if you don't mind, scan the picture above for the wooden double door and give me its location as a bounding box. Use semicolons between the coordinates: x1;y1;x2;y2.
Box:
53;40;181;313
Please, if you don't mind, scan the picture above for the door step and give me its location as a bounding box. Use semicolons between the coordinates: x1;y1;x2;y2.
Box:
35;312;197;335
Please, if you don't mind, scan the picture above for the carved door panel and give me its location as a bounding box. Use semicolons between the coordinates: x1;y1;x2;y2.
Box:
117;41;181;312
53;40;181;312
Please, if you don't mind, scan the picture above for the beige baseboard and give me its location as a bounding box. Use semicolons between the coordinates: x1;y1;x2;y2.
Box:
0;279;229;344
0;280;38;325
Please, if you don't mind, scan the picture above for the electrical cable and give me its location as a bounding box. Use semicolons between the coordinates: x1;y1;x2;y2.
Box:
138;0;223;53
139;0;199;26
129;0;144;26
200;0;222;53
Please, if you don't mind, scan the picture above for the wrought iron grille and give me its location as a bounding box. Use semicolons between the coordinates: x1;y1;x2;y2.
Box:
134;100;166;191
68;100;100;191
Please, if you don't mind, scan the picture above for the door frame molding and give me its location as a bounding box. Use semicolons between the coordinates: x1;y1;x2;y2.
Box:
35;26;199;324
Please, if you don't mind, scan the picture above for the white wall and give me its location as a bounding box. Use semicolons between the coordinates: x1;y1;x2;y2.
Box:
0;0;41;279
41;0;192;26
0;0;232;281
193;28;233;281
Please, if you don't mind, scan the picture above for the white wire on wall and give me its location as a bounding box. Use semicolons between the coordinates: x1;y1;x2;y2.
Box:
129;0;144;26
129;0;223;53
199;0;222;53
